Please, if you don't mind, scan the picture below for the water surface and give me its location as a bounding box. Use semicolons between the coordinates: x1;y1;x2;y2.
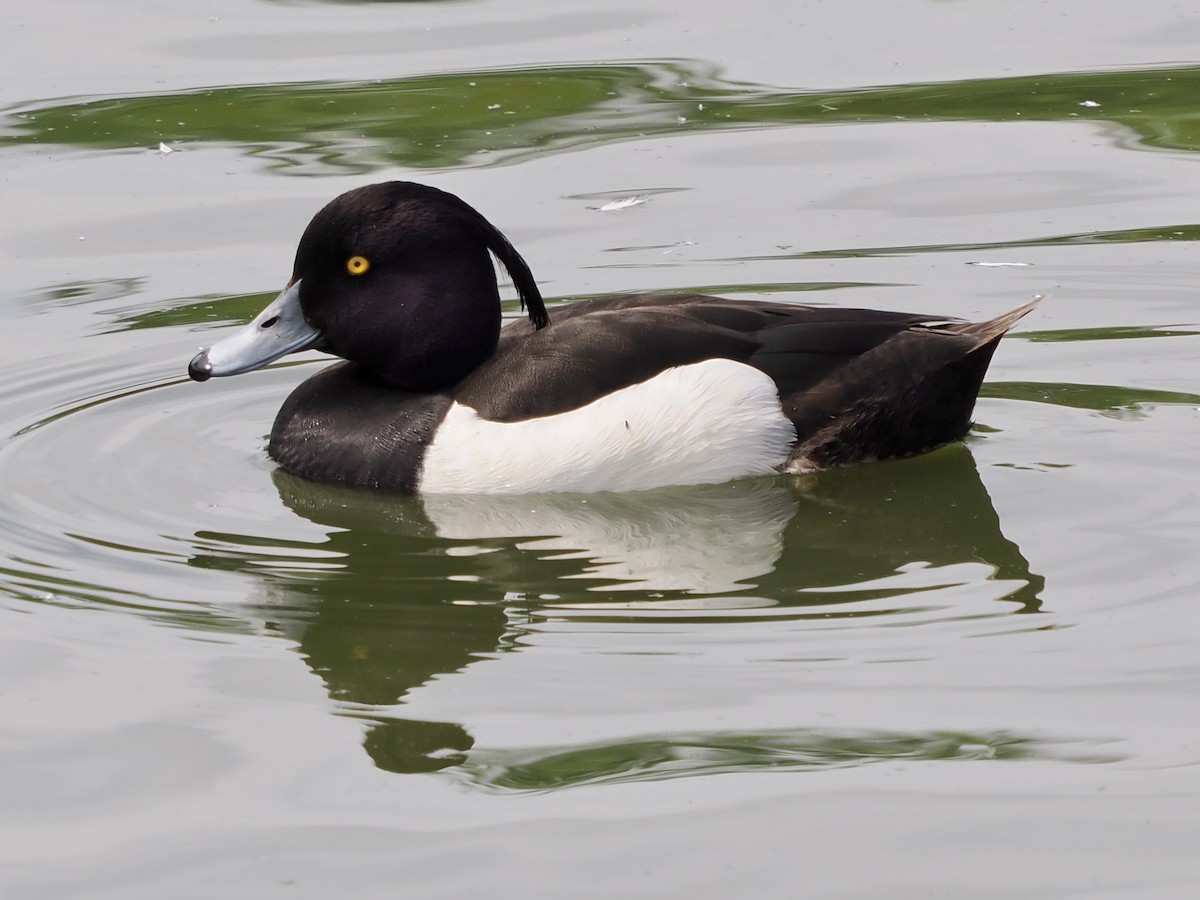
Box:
2;0;1199;896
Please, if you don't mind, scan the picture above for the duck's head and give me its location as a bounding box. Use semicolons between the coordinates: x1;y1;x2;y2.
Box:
188;182;548;390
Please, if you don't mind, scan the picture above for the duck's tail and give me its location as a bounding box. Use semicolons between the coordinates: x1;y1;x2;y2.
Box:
961;294;1045;349
784;294;1044;472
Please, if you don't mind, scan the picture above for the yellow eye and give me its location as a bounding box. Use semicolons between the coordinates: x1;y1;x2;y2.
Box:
346;255;370;276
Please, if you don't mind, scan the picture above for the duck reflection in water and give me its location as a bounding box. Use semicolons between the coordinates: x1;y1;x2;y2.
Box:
190;445;1043;777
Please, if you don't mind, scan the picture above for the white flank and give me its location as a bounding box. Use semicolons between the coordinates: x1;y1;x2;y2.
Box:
418;358;796;494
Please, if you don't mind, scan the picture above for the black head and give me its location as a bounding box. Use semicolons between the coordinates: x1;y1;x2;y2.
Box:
290;181;548;390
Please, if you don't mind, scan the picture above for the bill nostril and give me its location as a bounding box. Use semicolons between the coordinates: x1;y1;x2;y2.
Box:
260;316;279;329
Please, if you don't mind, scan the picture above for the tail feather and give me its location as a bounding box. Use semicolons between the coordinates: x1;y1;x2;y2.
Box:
961;294;1045;348
784;294;1045;471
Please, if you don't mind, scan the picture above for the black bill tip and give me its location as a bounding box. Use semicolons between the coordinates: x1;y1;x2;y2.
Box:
188;350;213;382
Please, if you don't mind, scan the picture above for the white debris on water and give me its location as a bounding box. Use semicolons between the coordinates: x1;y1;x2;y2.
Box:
597;195;651;212
662;240;697;255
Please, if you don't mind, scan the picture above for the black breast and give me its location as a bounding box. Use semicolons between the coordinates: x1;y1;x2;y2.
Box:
269;362;453;491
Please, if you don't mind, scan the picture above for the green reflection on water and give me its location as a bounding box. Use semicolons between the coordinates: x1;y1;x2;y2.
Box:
7;61;1200;173
112;292;279;333
454;727;1122;793
1019;325;1200;342
168;446;1046;773
0;559;250;634
754;223;1200;261
248;444;1041;611
982;381;1200;411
